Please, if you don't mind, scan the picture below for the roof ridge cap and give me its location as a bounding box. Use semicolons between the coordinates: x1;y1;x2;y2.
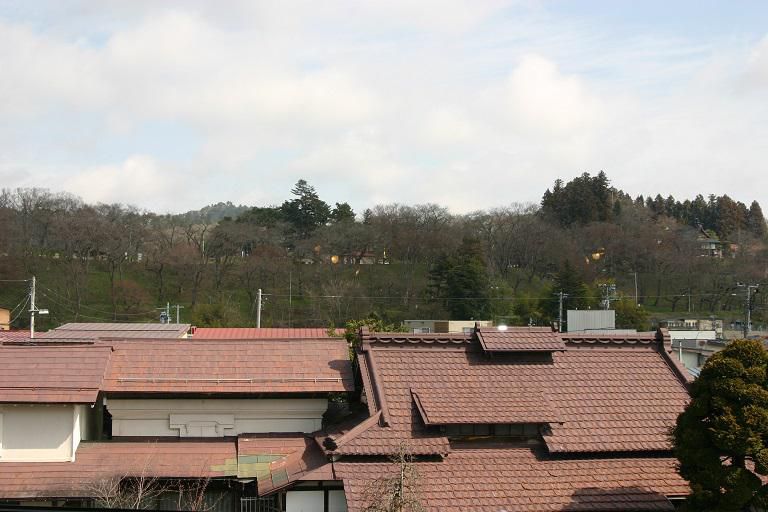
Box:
327;410;383;452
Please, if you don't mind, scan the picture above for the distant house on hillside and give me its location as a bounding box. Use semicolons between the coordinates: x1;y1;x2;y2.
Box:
697;225;737;258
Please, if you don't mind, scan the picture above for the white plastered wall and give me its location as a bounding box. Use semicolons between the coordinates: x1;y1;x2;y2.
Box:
0;404;79;462
108;398;328;437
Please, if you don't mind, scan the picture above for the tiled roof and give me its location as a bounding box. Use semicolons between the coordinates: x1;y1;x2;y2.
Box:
102;339;354;394
340;329;689;456
563;332;658;344
336;447;688;512
0;330;30;341
0;440;238;499
193;327;342;339
544;346;689;453
39;322;190;339
0;345;112;403
237;434;331;495
476;326;566;352
411;388;559;426
363;332;471;345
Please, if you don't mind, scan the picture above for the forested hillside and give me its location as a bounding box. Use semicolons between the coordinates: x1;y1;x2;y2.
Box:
1;173;766;331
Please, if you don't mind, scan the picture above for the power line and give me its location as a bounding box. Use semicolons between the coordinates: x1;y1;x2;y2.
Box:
40;285;161;317
261;292;734;301
39;293;157;322
8;296;30;325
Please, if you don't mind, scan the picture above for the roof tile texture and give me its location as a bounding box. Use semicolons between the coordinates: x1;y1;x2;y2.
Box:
102;339;354;394
237;434;329;495
545;346;689;453
0;441;237;499
193;327;341;339
336;447;688;512
477;327;566;352
0;345;112;403
343;334;689;455
39;322;190;339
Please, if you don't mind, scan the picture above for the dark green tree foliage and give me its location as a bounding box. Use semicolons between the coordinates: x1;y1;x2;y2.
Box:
747;201;767;238
446;238;491;320
237;206;283;227
330;202;356;223
427;238;490;319
613;297;649;330
540;171;613;226
673;339;768;511
540;260;592;321
715;195;748;239
280;179;331;238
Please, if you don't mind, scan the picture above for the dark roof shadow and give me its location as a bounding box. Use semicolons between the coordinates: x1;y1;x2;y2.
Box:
563;486;674;511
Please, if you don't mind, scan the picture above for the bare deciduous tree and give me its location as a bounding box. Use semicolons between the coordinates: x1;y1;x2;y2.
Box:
363;443;424;512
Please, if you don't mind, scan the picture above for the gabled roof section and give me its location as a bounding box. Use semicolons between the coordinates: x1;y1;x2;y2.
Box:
475;326;566;352
0;344;112;403
102;339;354;394
39;322;190;339
344;327;690;457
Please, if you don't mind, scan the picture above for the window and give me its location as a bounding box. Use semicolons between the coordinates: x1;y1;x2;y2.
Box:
443;423;540;438
412;327;431;334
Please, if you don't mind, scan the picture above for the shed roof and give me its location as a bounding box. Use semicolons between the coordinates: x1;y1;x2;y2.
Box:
0;344;112;403
102;339;354;394
0;440;238;499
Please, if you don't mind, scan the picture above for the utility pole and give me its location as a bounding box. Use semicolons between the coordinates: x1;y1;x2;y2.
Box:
28;276;48;339
157;302;170;324
555;291;568;332
737;283;760;338
256;288;262;328
174;304;185;324
599;283;616;310
29;276;36;339
633;272;639;305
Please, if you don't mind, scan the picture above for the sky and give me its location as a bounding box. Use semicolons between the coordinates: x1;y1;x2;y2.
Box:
1;0;767;214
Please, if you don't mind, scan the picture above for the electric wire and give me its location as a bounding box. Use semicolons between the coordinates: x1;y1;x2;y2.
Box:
7;295;30;325
38;292;157;322
40;285;162;317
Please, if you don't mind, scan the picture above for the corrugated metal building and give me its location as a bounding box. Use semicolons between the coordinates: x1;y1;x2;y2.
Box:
566;310;615;332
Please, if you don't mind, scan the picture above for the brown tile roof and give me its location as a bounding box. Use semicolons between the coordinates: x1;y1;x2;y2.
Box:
362;332;471;345
476;326;566;352
411;388;559;426
340;330;689;456
39;323;190;339
102;339;354;394
336;447;688;512
563;332;658;344
237;434;331;495
0;345;112;403
0;330;30;341
193;327;342;339
0;440;238;499
544;345;690;453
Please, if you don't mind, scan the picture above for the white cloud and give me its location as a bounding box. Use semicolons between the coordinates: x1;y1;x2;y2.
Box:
62;156;177;211
0;2;767;213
